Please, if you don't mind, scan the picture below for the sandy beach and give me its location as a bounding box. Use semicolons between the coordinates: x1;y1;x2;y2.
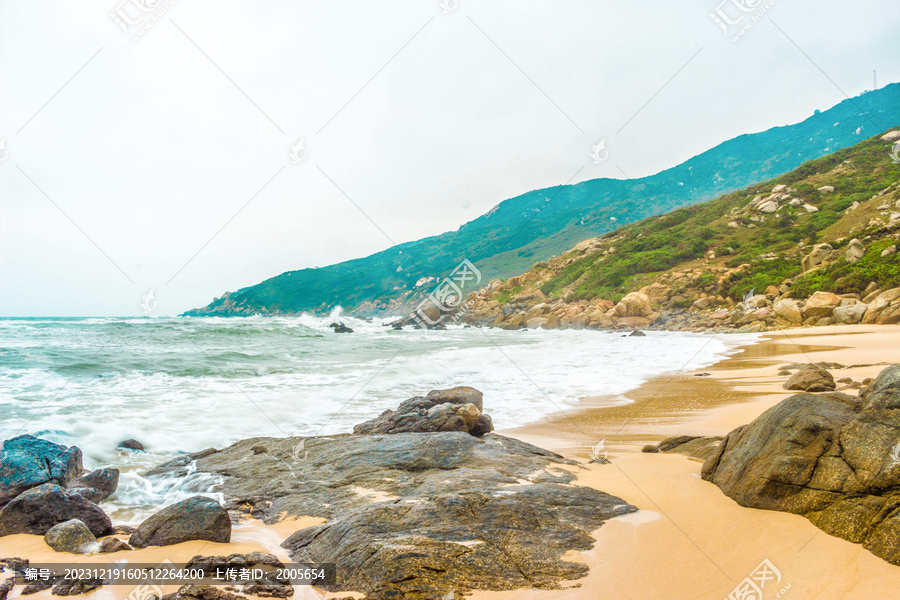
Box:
2;325;899;600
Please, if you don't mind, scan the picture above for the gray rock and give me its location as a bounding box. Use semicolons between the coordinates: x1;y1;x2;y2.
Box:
801;243;834;271
0;484;112;537
0;578;12;600
0;436;83;507
117;439;145;451
129;497;231;548
353;387;491;436
833;304;868;325
186;431;637;598
68;468;119;503
44;519;97;554
845;238;865;264
703;366;900;566
783;364;836;392
98;536;132;553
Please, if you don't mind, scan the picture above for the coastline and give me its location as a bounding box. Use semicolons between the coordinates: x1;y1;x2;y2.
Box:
479;324;900;600
2;325;900;599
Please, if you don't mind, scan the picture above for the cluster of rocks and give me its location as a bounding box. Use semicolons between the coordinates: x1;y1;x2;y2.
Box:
1;387;638;599
0;434;233;594
744;183;821;218
353;386;493;436
701;364;900;565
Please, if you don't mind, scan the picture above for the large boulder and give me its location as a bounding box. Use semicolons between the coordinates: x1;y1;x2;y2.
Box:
129;496;231;548
353;387;492;436
845;239;866;264
44;519;97;554
801;243;834;272
703;366;900;565
803;291;841;319
0;435;83;507
0;483;112;537
833;303;868;324
68;468;119;504
614;292;652;318
773;298;802;325
783;364;836;392
862;288;900;324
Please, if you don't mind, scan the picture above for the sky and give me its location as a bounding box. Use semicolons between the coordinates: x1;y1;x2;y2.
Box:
1;0;899;317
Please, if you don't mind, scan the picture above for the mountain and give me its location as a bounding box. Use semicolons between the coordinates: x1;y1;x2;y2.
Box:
183;84;900;317
462;127;900;332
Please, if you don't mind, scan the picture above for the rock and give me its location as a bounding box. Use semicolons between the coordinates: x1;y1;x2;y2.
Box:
162;585;251;600
833;304;868;325
0;578;12;600
758;200;778;213
0;484;112;537
804;291;842;319
329;322;353;333
142;448;220;478
772;184;787;193
783;364;836;392
614;292;652;318
818;186;835;193
691;297;710;310
98;536;132;553
845;238;865;264
51;577;104;596
803;203;819;213
68;468;119;503
44;519;97;554
642;436;723;461
882;245;898;257
470;414;494;437
628;329;646;337
702;367;900;566
117;439;145;451
882;130;900;142
773;298;802;324
353;387;491;436
862;288;900;324
0;435;83;507
183;553;291;597
129;497;231;548
801;243;834;272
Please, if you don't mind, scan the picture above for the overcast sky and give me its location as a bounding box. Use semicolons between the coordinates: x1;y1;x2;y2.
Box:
1;0;898;317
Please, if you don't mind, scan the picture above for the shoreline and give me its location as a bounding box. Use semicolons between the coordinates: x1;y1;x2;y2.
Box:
480;324;900;600
2;325;900;599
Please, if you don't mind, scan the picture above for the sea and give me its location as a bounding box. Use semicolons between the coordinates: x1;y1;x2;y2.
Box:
0;312;758;522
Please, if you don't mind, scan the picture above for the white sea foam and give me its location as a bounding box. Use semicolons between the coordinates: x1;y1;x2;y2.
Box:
0;316;758;520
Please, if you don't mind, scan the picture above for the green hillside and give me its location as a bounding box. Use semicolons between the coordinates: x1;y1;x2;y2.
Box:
183;84;900;317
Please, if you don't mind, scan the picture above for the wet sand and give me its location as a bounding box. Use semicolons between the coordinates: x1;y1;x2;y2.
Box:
477;324;900;600
2;325;899;599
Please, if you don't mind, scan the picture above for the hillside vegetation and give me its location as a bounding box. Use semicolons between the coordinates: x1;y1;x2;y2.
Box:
462;129;900;332
183;85;900;317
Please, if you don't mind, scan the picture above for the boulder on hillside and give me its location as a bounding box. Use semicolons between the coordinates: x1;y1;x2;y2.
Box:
44;519;97;554
0;484;112;537
783;364;836;392
702;366;900;565
0;435;83;507
614;292;653;318
862;288;900;324
69;468;119;504
353;387;492;437
833;303;868;325
801;243;834;272
129;496;231;548
804;291;842;319
845;238;866;264
773;298;802;325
